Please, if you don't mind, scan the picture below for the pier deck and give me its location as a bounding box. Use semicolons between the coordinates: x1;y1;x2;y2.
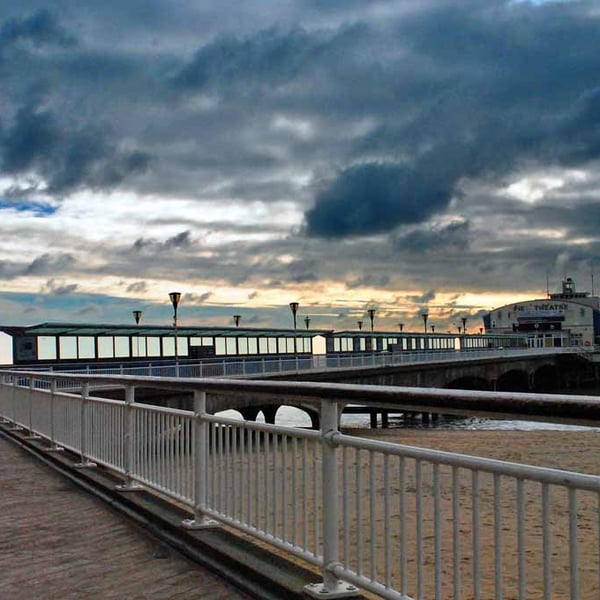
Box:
0;434;249;599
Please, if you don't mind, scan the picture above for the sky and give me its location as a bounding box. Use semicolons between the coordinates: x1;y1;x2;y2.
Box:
1;0;600;333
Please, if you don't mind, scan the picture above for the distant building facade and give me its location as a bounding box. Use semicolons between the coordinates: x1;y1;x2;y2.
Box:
483;277;600;348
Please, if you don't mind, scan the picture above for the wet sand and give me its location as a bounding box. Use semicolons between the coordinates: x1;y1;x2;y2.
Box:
344;427;600;599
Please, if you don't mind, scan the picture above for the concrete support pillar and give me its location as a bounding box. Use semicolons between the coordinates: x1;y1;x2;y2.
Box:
369;409;378;429
381;411;389;428
262;405;278;424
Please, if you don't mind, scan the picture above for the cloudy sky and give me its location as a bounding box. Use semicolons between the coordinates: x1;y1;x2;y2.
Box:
1;0;599;332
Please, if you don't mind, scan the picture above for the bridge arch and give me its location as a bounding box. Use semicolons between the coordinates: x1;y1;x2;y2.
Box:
446;376;491;391
496;369;529;392
531;364;561;392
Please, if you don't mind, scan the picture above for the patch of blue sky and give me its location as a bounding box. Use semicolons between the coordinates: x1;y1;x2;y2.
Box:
0;199;57;216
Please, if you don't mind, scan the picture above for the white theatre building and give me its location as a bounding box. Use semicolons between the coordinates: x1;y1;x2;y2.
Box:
483;277;600;348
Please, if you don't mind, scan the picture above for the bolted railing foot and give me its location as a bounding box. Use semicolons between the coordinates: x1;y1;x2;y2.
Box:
181;517;220;529
115;479;143;492
73;461;97;469
304;581;359;598
23;432;42;441
44;445;64;453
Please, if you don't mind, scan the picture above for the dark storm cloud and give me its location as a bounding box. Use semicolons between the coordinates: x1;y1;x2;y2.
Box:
392;220;471;254
0;102;151;195
131;231;194;254
126;281;148;294
24;252;75;275
346;273;391;290
0;8;76;51
41;279;78;295
305;0;600;237
407;290;436;305
172;26;354;92
305;161;455;237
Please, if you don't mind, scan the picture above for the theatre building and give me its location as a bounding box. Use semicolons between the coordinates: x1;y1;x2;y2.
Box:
483;277;600;348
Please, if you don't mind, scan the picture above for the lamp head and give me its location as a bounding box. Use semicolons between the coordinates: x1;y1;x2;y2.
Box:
133;310;143;325
169;291;182;309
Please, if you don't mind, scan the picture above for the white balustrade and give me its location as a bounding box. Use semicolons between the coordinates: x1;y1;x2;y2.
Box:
1;370;599;599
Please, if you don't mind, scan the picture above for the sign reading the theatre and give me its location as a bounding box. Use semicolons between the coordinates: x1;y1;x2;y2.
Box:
513;302;567;314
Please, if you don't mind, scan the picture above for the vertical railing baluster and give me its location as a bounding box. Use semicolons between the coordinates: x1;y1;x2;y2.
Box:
183;391;216;528
115;385;138;488
452;466;461;600
304;400;357;598
434;463;441;600
74;382;96;468
400;456;407;598
416;460;424;600
569;488;579;600
517;478;526;600
472;470;481;600
542;483;552;600
494;473;503;600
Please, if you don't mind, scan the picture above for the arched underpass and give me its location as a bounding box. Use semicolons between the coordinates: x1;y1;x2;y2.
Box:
446;376;491;391
496;369;529;392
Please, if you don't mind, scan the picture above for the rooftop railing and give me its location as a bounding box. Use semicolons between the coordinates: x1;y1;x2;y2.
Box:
1;369;599;599
23;345;578;381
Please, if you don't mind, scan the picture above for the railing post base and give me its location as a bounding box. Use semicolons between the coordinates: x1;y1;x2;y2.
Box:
181;517;219;529
304;581;359;598
44;445;64;453
23;433;42;440
115;481;143;492
4;424;24;431
73;461;97;469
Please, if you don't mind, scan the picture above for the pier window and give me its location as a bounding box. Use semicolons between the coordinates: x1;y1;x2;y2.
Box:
258;338;268;354
147;337;160;357
163;337;175;357
286;337;295;353
226;337;237;355
275;337;285;353
248;337;258;354
268;337;277;354
177;337;188;356
215;338;226;355
238;337;248;355
59;336;77;360
37;336;57;360
360;337;366;351
97;337;114;359
78;337;95;359
115;336;130;358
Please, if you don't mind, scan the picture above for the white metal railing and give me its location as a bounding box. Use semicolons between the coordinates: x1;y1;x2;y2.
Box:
1;370;600;599
24;345;577;381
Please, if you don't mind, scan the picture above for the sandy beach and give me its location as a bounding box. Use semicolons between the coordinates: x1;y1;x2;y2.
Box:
341;427;600;599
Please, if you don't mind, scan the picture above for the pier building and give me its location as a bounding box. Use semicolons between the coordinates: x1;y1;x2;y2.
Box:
0;322;523;368
484;277;600;347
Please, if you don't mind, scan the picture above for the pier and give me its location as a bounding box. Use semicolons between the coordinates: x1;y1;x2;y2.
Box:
2;369;600;598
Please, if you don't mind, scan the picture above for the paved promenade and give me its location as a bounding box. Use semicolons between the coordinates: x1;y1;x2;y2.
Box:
0;434;249;599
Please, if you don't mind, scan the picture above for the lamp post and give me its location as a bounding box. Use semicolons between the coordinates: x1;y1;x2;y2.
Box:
357;320;363;331
367;308;376;332
398;323;404;332
289;302;299;355
430;325;435;333
461;316;467;334
233;315;241;327
169;292;181;368
421;308;429;333
133;310;142;358
304;316;311;330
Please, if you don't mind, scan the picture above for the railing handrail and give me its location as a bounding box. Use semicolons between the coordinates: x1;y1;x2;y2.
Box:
2;368;600;426
2;369;600;599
